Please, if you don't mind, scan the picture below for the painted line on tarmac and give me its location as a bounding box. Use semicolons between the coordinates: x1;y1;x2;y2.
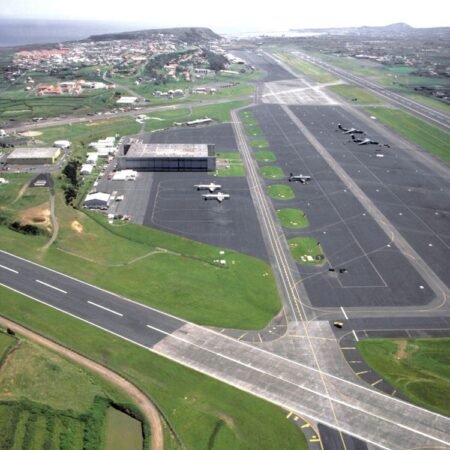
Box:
87;301;123;317
36;279;67;294
0;264;18;274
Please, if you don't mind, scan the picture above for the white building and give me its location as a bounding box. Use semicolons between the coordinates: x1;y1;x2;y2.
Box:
116;96;138;104
54;140;71;149
84;192;110;210
80;164;94;175
112;169;137;181
86;153;99;164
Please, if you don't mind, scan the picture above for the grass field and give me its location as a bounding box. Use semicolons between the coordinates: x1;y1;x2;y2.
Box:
105;407;143;450
276;209;309;229
0;286;308;450
288;237;325;265
365;107;450;163
0;89;126;121
328;84;382;104
273;52;337;83
143;99;250;132
358;338;450;416
245;126;263;137
216;152;245;177
0;329;143;450
406;94;450;115
239;111;258;127
251;138;269;149
254;151;276;162
267;184;295;200
260;166;285;180
0;189;281;329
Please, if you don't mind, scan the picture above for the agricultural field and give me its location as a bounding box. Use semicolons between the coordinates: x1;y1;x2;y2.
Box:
0;89;127;122
0;330;144;450
288;237;325;265
365;107;450;163
358;338;450;417
0;287;308;450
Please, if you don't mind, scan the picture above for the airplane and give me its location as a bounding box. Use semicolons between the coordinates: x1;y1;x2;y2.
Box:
337;123;364;134
194;182;222;192
351;135;379;145
288;173;311;183
202;192;230;202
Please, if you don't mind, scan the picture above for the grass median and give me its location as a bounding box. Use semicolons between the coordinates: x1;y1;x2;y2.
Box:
288;237;325;265
365;107;450;163
267;184;295;201
358;338;450;417
276;209;309;229
260;166;285;180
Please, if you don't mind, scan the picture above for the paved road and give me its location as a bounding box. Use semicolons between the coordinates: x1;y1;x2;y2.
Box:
292;51;450;131
2;95;251;133
1;251;450;449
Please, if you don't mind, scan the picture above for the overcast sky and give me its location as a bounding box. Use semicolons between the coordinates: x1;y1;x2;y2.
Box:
1;0;448;32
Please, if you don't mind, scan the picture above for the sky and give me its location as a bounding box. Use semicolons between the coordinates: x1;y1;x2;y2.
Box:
1;0;449;33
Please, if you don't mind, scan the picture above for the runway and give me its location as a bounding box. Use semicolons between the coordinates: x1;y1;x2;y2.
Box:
1;250;450;449
292;51;450;131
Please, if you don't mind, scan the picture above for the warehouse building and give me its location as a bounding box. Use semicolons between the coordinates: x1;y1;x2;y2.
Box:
83;192;110;210
118;140;216;172
7;147;61;165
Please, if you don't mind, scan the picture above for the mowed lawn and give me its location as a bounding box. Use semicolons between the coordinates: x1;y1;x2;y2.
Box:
328;84;383;104
365;107;450;163
0;286;308;450
358;338;450;416
0;188;281;329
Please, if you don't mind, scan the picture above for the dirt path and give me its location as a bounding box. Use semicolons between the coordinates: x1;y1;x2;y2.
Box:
0;316;164;450
41;191;59;251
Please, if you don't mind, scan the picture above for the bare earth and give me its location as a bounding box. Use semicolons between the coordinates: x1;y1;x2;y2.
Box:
19;131;42;137
0;316;164;450
18;202;52;233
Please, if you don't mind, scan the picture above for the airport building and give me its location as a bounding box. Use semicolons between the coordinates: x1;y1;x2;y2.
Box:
7;147;61;165
118;140;216;172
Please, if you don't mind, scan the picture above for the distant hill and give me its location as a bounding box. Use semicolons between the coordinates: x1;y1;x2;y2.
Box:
291;23;450;37
88;27;221;43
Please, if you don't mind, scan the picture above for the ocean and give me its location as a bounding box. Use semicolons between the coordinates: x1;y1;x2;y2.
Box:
0;18;151;47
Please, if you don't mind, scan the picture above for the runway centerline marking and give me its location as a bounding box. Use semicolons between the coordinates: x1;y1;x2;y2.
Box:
0;264;18;274
87;301;123;317
35;279;67;294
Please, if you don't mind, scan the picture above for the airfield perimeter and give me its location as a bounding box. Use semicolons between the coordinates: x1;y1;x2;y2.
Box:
1;49;450;449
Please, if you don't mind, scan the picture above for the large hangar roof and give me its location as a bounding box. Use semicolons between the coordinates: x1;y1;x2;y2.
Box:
127;142;210;158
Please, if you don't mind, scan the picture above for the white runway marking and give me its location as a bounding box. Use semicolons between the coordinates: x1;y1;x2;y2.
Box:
36;279;67;294
87;301;123;317
352;330;360;342
340;306;349;320
0;264;18;274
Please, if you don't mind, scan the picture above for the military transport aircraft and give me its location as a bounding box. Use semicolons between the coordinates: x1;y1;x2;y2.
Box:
194;183;222;192
338;123;364;134
202;192;230;202
288;173;312;183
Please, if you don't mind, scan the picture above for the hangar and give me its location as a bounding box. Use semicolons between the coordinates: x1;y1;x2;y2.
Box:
7;147;61;165
83;192;110;210
118;140;216;172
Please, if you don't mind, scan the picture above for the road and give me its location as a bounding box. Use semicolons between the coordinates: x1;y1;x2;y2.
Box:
2;95;251;133
291;51;450;131
1;250;450;449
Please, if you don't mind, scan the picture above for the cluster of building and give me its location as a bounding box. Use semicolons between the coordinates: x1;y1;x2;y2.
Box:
36;80;109;96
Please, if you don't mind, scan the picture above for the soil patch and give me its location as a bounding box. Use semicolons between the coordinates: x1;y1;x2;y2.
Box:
71;220;83;233
19;131;42;137
18;202;51;232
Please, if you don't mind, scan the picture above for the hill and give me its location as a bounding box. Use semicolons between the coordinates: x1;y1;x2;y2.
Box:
88;27;221;43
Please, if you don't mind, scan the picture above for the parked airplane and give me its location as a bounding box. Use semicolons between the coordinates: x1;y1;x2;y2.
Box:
288;173;311;183
194;183;222;192
338;123;364;134
202;192;230;202
351;135;379;145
